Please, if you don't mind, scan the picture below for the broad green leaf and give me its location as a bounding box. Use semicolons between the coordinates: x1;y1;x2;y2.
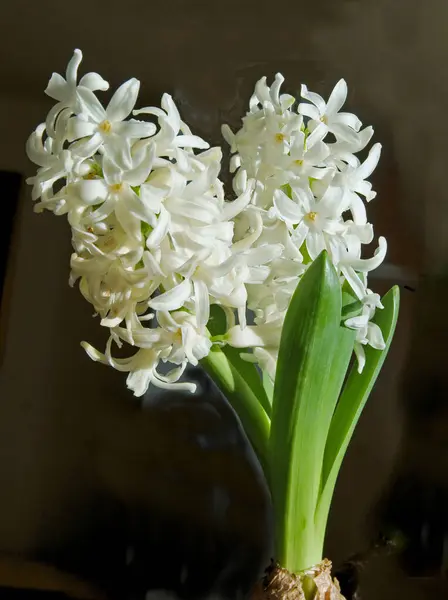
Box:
269;251;349;572
316;286;400;541
201;347;270;473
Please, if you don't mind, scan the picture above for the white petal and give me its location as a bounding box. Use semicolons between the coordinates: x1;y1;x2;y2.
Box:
306;124;328;149
78;179;109;204
300;84;326;114
193;279;210;330
306;231;326;260
273;189;302;223
140;183;165;213
354;126;374;151
133;106;165;118
151;367;196;393
226;324;280;348
354;342;366;373
45;102;66;138
347;222;374;244
125;143;155;186
81;341;108;364
345;314;369;329
173;135;209;149
146;206;170;248
221;124;236;152
221;183;253;221
356;143;382;180
102;154;121;185
106;78;140;122
79;72;110;92
291;221;309;250
245;244;283;266
148;279;192;311
45;73;68;102
330;123;362;145
70;132;103;159
293;185;314;214
326;79;347;116
115;189;143;240
114;120;157;139
77;87;106;123
165;197;217;223
347;191;367;225
347;236;387;273
270;73;285;105
143;250;165;277
161;93;181;133
367;322;386;350
333;112;362;132
298;103;321;121
341;265;366;300
67;117;97;141
65;49;83;86
105;137;133;170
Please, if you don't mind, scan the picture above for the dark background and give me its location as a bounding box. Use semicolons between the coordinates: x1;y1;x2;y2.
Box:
0;1;447;598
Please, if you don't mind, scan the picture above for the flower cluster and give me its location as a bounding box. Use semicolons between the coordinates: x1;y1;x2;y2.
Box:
27;52;386;395
26;50;280;395
222;74;386;375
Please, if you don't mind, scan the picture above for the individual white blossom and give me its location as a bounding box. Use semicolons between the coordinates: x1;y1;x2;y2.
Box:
345;293;386;373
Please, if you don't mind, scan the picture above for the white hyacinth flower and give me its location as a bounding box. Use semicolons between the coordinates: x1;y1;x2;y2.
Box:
223;73;387;378
27;50;282;396
27;51;387;394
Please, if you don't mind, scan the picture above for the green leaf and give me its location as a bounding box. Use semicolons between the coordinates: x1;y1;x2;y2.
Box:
316;286;400;543
201;347;270;473
208;304;272;417
269;251;348;572
208;304;228;337
262;370;274;407
341;299;363;320
341;279;363;321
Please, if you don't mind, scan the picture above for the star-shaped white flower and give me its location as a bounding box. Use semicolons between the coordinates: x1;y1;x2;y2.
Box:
299;79;362;144
45;49;109;140
69;78;156;167
272;185;346;259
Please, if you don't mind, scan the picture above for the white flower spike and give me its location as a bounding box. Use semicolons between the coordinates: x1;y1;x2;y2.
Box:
27;52;386;394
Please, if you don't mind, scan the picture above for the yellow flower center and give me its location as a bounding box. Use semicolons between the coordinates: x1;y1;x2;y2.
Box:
275;133;285;143
110;183;123;193
99;120;112;133
320;115;328;124
294;159;304;166
174;329;183;343
306;211;318;222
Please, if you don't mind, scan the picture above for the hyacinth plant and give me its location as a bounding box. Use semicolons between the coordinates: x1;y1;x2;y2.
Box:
27;50;399;599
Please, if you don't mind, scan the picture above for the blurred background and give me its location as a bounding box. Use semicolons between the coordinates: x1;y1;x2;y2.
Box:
0;0;447;598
